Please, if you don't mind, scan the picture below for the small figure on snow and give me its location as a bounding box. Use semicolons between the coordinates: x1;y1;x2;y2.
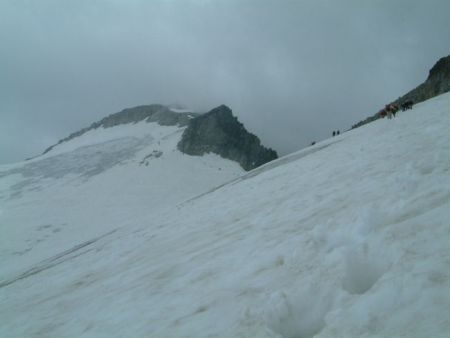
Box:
391;103;399;117
385;104;393;119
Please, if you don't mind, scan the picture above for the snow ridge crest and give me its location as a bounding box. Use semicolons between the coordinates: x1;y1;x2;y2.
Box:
42;105;199;155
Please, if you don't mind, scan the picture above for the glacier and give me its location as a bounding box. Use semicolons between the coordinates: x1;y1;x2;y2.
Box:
1;93;450;337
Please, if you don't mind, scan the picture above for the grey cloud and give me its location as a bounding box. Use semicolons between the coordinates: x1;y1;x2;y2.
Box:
1;0;450;163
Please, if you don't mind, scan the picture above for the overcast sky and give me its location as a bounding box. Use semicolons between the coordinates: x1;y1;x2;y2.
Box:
1;0;449;164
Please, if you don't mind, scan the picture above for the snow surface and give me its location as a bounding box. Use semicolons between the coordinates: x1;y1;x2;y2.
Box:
170;108;193;114
1;93;450;337
0;121;243;280
167;104;193;114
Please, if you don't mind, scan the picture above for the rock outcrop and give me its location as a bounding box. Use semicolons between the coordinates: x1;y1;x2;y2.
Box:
43;105;199;154
177;105;278;171
352;55;450;129
395;55;450;105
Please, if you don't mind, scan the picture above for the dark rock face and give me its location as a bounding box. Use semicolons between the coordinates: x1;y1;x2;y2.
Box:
395;55;450;105
428;55;450;82
177;105;278;171
43;105;199;154
352;55;450;129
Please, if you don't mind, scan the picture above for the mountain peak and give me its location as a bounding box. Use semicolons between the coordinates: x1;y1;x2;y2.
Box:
40;103;277;171
427;55;450;81
392;54;450;107
43;104;199;154
177;105;278;171
98;104;196;128
209;104;232;113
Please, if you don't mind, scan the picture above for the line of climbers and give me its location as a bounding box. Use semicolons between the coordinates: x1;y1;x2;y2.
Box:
379;100;414;119
312;99;415;146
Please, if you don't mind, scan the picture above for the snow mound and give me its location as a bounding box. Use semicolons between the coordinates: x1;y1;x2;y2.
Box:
265;287;333;338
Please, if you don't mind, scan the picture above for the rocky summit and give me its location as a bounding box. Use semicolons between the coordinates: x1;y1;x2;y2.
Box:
395;55;450;105
177;105;278;171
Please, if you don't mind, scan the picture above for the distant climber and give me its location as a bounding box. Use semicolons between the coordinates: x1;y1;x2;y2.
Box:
401;100;414;111
336;130;340;135
385;104;392;119
391;103;399;117
383;103;399;119
332;131;336;137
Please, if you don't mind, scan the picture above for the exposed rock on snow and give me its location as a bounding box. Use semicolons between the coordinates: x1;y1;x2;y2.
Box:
177;105;278;170
398;55;450;105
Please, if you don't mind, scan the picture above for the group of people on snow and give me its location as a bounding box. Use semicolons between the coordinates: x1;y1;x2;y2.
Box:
312;99;415;146
379;100;414;119
379;103;399;119
401;100;414;111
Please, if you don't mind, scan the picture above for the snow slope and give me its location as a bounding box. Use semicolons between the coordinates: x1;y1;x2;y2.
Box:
0;120;244;280
1;93;450;337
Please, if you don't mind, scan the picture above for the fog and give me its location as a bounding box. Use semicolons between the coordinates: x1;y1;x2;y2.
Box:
1;0;449;163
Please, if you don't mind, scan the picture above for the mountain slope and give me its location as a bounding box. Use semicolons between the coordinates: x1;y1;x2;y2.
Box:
1;93;450;337
0;114;244;280
352;54;450;129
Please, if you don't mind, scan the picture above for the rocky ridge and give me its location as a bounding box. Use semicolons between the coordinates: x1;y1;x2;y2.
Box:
177;105;278;171
396;55;450;104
